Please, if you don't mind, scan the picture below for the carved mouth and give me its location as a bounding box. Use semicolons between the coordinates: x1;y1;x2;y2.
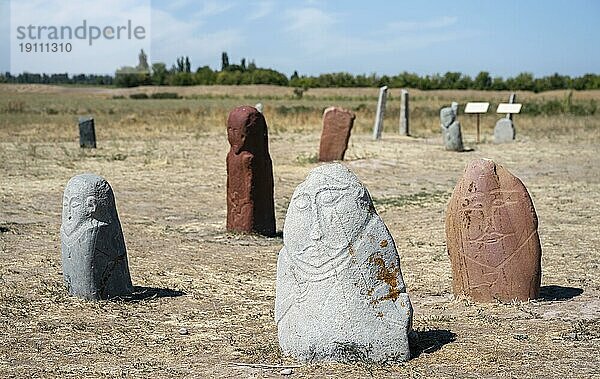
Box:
474;232;507;244
295;245;347;267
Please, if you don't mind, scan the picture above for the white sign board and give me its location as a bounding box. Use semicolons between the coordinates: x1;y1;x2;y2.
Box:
497;103;523;114
464;102;490;114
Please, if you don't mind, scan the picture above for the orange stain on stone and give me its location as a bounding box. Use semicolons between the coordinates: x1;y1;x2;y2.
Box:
369;255;400;304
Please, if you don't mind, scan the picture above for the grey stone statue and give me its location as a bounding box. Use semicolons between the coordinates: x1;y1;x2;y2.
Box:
60;174;133;300
372;86;388;140
494;93;517;143
275;163;413;363
440;106;464;151
494;118;515;143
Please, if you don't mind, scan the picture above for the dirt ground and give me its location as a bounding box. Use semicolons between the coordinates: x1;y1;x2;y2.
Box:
0;85;599;378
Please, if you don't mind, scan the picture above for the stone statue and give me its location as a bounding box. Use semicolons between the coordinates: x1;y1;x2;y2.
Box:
494;93;517;143
318;106;355;162
372;86;388;140
61;174;133;300
446;159;542;302
440;106;464;151
275;163;413;363
399;89;409;136
226;106;276;236
494;118;515;143
78;116;96;148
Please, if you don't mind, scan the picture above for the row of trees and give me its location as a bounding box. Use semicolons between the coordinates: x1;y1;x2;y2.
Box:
289;71;600;92
0;72;114;85
111;52;289;87
2;51;599;92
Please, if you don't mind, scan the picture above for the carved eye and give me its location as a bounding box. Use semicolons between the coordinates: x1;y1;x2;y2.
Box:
318;189;343;206
70;200;81;209
492;199;504;207
293;194;311;210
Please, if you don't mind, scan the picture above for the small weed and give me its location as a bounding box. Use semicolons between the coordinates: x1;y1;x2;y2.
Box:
513;334;528;340
476;308;500;325
564;320;600;341
373;190;449;208
332;341;377;375
418;314;455;323
294;152;319;165
108;153;127;161
6;100;25;113
293;87;308;99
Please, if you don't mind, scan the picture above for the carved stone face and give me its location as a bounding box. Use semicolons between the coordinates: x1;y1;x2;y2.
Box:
61;181;96;237
227;115;247;153
227;106;267;154
440;107;456;128
446;158;542;302
459;159;530;268
283;164;372;274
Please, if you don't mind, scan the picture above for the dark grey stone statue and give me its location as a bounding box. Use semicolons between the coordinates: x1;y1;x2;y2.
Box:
78;117;96;148
399;89;409;136
60;174;133;300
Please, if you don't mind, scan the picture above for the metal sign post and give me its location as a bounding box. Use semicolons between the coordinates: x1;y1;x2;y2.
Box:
464;102;490;143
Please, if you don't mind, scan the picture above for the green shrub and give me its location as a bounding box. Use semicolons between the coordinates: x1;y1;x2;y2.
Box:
129;93;149;100
150;92;180;99
275;105;313;115
6;100;25;113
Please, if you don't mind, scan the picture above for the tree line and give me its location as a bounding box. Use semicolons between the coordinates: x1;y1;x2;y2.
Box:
1;52;599;92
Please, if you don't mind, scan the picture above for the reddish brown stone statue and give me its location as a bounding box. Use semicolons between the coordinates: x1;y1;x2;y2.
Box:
226;106;276;236
318;107;356;162
446;159;542;302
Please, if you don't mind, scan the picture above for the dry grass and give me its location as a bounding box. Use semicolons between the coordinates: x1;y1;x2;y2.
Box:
0;84;599;378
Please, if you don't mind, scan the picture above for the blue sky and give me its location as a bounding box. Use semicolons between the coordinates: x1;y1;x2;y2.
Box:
1;0;599;77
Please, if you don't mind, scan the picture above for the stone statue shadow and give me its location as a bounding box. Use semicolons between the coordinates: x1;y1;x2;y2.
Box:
114;286;185;302
538;285;583;301
410;329;456;358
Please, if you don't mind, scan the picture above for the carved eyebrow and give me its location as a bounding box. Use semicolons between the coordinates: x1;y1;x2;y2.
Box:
291;191;310;200
291;186;350;201
316;186;348;195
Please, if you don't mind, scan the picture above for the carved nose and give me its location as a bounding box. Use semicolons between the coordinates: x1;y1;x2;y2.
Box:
484;217;494;232
309;224;322;240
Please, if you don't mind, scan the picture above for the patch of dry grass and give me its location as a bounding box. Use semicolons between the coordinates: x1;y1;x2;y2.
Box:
0;85;599;378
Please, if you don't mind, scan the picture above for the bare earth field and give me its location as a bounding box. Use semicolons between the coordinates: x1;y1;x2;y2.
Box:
0;84;599;378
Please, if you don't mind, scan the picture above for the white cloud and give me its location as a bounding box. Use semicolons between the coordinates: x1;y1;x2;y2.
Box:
274;7;465;74
191;0;235;19
150;7;241;68
282;7;340;55
248;1;275;20
386;16;458;32
284;7;336;33
162;0;195;12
